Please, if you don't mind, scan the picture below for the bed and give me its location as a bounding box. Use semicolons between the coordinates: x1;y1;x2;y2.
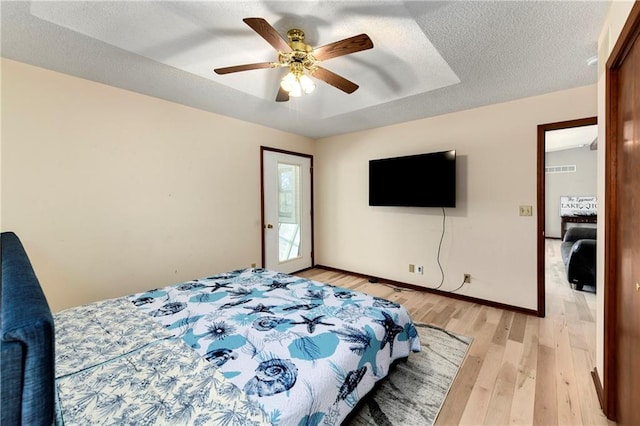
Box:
1;232;421;425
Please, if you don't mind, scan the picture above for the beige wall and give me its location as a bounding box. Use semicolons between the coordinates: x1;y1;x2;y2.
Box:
1;58;314;312
595;0;635;386
315;85;597;311
2;9;623;316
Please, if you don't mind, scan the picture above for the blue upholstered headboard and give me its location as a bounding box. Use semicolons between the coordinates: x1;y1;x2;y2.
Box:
1;232;55;425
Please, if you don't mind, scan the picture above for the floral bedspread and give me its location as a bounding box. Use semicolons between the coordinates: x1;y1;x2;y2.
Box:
132;268;421;426
54;297;270;425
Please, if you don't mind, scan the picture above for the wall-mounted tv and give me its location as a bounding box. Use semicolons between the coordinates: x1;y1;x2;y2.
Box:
369;150;456;207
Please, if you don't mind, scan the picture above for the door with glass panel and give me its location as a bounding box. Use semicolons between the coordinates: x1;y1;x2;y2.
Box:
262;148;312;273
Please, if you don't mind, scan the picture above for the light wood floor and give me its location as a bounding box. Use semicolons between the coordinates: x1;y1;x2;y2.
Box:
298;239;613;425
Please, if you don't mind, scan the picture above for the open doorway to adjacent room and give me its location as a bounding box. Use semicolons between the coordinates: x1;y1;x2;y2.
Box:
537;116;598;370
538;117;598;316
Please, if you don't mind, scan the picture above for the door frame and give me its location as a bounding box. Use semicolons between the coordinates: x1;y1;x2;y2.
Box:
260;146;314;271
536;116;598;317
603;2;640;420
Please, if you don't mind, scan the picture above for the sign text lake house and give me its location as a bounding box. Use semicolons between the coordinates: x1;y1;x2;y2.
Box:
560;196;597;217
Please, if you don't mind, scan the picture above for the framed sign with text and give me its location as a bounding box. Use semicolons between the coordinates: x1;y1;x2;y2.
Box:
560;196;597;216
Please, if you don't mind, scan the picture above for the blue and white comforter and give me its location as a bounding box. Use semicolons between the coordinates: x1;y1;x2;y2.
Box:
54;297;270;425
132;268;421;426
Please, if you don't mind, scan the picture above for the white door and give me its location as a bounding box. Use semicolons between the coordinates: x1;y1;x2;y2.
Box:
262;149;312;273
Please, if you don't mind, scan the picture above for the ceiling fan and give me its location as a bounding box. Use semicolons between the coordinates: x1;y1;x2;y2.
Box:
214;18;374;102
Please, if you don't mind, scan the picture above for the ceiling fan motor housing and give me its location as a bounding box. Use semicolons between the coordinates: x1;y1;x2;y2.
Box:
278;29;316;73
287;29;312;53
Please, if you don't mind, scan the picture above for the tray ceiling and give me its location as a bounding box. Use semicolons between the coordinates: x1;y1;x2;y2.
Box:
1;1;608;138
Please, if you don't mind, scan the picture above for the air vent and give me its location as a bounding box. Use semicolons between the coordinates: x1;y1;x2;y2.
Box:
546;165;577;174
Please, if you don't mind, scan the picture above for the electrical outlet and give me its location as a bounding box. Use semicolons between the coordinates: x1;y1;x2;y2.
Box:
417;265;424;275
409;264;415;273
464;273;471;284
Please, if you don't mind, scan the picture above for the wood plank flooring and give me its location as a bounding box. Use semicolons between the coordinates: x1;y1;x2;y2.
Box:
297;239;613;425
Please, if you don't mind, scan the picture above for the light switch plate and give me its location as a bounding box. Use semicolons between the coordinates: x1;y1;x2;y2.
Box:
519;205;533;216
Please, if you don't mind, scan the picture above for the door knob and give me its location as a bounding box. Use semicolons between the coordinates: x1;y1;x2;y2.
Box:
636;282;639;292
265;224;274;229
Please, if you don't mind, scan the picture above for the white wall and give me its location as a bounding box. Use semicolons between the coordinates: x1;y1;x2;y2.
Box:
1;58;314;312
315;85;596;311
545;146;598;239
595;0;635;386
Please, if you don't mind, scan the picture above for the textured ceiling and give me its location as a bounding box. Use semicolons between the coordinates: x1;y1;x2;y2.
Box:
1;1;608;139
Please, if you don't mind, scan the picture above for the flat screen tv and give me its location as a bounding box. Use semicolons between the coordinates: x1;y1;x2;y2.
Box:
369;150;456;207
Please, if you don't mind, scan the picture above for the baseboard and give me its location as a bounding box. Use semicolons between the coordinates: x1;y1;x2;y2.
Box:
591;368;605;410
292;266;315;274
315;265;538;317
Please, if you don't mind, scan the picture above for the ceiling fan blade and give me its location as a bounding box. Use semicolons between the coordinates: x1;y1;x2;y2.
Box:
276;86;290;102
313;34;373;61
243;18;292;53
313;67;359;94
214;62;274;75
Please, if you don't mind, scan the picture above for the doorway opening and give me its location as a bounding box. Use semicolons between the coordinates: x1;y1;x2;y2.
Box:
537;117;597;317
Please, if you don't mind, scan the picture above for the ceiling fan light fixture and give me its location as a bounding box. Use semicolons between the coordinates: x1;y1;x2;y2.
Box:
280;70;315;97
299;74;316;94
280;71;299;92
288;78;303;97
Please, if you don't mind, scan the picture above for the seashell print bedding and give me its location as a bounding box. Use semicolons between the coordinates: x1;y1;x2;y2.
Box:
131;268;421;426
53;297;271;425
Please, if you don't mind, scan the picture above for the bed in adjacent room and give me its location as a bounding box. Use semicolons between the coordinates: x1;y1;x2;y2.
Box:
1;232;421;425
